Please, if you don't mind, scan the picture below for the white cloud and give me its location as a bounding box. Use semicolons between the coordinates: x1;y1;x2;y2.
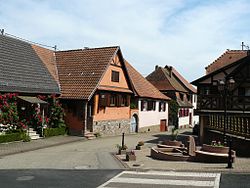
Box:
1;0;250;81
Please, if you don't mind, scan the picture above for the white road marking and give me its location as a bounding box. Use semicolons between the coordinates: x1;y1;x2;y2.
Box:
98;171;221;188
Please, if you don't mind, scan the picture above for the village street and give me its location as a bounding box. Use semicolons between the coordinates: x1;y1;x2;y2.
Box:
0;129;249;187
0;132;158;169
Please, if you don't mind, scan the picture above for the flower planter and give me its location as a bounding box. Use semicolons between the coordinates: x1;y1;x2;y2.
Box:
118;149;127;155
126;154;136;161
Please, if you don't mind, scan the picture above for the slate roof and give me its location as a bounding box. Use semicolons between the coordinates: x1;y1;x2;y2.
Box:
146;66;196;93
125;61;170;100
205;50;248;74
55;46;120;100
0;34;60;94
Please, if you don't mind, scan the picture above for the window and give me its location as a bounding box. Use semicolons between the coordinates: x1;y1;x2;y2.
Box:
141;100;147;111
180;93;184;101
109;94;116;106
99;93;107;107
120;95;126;106
148;101;156;111
111;70;119;82
187;94;190;102
159;102;166;112
179;108;189;117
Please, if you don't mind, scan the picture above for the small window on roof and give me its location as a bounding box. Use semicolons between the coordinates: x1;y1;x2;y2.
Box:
111;70;119;82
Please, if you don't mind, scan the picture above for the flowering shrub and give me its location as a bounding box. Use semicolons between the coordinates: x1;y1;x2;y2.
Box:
0;93;19;126
0;124;17;135
38;94;65;128
211;140;224;147
0;93;65;137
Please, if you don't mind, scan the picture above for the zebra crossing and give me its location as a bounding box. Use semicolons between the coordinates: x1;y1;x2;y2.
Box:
98;170;221;188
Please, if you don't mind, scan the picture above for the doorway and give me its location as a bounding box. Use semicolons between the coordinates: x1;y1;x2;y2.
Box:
130;114;138;133
160;119;167;132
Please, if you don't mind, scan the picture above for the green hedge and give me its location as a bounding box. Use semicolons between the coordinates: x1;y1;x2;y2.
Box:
44;127;66;137
0;132;24;143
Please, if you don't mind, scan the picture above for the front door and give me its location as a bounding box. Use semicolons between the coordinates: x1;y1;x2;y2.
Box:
130;115;138;132
160;119;167;132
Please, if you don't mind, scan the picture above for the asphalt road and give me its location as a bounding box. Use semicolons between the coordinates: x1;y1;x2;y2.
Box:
0;170;249;188
220;173;250;188
0;169;122;188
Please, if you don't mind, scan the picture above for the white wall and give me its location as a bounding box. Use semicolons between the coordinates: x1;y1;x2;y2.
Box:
192;94;199;126
138;99;168;129
179;116;189;127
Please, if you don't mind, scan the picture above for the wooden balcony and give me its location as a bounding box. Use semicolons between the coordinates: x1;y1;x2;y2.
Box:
197;94;250;112
206;114;250;139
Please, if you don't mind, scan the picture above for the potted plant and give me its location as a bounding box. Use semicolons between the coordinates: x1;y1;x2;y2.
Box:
116;144;128;155
126;150;136;161
136;141;144;150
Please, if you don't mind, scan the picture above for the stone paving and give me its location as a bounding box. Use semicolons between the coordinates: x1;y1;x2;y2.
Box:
0;129;249;173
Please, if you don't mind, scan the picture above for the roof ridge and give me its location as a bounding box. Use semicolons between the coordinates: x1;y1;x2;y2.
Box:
1;33;55;50
57;46;119;53
171;67;196;93
206;49;248;70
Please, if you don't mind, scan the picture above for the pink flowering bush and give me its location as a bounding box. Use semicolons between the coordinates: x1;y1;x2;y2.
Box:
0;93;18;124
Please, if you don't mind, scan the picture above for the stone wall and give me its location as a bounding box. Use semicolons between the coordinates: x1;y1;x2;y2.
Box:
93;119;130;136
204;129;250;157
138;124;160;133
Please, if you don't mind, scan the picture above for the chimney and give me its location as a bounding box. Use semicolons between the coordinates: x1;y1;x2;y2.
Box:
155;65;159;70
169;66;173;78
0;29;4;35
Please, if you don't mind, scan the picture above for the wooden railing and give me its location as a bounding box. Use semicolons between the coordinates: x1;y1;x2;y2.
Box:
197;94;250;111
206;115;250;139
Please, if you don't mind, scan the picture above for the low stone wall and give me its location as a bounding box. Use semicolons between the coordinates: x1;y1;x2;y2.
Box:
138;124;160;133
204;129;250;157
93;119;130;136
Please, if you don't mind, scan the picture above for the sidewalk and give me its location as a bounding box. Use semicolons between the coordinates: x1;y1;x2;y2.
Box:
0;135;86;157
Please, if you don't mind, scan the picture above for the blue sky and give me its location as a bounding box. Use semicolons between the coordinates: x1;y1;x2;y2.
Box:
1;0;250;82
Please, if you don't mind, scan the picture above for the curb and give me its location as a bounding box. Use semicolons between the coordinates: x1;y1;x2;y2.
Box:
0;136;87;157
111;152;130;169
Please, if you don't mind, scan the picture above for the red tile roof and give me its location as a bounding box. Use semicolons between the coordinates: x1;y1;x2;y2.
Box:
32;44;59;84
125;61;170;100
171;66;196;93
55;46;119;99
205;50;248;74
146;66;196;93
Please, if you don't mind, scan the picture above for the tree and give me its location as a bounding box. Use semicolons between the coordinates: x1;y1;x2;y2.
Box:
168;100;179;128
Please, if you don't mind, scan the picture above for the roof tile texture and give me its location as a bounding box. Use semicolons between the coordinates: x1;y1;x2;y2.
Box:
55;47;119;99
147;66;196;94
205;50;248;74
0;35;60;94
125;61;169;100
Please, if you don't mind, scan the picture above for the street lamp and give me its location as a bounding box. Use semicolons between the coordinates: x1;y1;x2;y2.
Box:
218;77;235;168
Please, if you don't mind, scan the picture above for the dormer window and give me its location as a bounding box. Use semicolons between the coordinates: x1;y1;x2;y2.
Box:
111;70;119;82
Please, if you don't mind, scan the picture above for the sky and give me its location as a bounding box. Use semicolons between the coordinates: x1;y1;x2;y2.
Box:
1;0;250;82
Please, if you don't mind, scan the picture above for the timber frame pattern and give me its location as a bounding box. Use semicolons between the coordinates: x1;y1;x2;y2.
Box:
192;54;250;140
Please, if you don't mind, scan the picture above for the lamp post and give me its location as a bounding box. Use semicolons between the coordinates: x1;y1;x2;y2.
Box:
218;77;235;168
